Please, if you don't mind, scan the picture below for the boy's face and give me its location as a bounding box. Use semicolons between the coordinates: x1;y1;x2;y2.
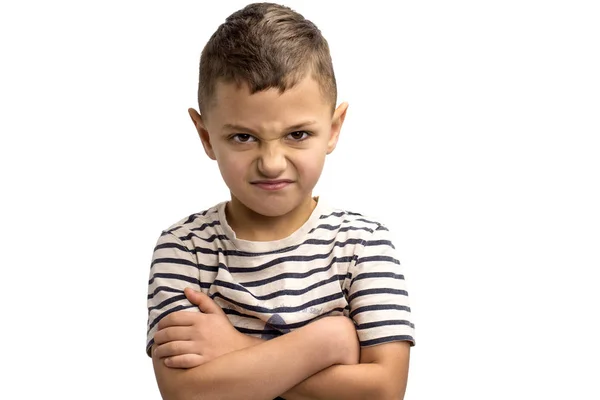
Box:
189;75;347;218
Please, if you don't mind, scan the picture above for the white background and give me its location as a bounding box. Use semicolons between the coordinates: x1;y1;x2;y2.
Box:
1;1;599;399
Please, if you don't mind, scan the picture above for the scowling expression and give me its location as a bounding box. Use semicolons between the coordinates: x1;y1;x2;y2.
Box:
189;75;347;225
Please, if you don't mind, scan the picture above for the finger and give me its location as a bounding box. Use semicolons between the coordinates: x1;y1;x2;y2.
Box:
164;353;206;369
154;340;195;359
153;326;194;345
184;288;224;315
157;311;201;330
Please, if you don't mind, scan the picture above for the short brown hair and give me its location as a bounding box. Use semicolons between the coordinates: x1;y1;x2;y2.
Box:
197;2;337;116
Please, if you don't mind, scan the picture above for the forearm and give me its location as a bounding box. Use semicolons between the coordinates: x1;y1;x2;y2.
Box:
153;318;342;400
282;363;400;400
244;334;397;400
238;334;408;400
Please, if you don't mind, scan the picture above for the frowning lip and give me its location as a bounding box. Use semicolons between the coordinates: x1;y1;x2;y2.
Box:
251;179;294;191
251;179;294;184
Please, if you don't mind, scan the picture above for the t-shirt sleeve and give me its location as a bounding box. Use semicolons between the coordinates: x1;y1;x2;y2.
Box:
347;224;416;347
145;231;201;357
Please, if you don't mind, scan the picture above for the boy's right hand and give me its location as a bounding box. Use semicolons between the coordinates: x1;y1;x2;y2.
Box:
153;288;256;369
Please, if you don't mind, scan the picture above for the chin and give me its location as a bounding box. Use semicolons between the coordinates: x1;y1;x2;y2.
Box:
248;200;296;218
235;195;303;218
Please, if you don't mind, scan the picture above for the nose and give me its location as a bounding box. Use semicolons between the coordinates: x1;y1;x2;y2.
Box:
257;143;287;178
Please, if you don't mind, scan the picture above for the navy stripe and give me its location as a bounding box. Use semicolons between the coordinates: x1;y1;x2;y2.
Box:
346;211;363;216
148;294;188;313
213;274;345;301
147;304;197;333
190;237;363;259
350;304;411;318
190;220;221;232
163;212;217;234
319;211;365;219
148;272;200;286
147;286;182;300
240;258;354;287
364;239;395;249
360;335;415;347
348;288;408;302
229;252;358;274
182;210;208;225
351;272;404;286
309;223;339;232
356;319;414;330
151;256;197;269
356;218;381;226
154;241;193;254
148;282;211;299
183;214;198;225
308;224;374;235
146;338;154;356
320;211;346;218
179;233;230;243
212;291;345;314
356;255;400;266
338;225;372;233
304;238;356;246
235;326;280;336
223;307;263;320
319;212;380;226
164;226;181;234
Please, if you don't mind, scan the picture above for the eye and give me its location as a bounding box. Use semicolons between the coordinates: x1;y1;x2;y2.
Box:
287;131;311;141
231;134;256;143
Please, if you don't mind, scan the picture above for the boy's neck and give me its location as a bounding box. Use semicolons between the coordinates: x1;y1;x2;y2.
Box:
225;196;317;242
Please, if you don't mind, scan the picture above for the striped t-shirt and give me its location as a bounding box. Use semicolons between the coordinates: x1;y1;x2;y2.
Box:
146;198;416;357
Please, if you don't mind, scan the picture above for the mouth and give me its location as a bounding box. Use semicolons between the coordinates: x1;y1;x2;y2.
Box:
251;179;294;191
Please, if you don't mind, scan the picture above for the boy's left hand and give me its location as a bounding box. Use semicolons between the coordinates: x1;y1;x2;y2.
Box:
153;288;255;369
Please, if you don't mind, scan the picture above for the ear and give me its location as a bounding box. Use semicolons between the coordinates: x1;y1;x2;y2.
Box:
188;108;216;160
327;102;348;154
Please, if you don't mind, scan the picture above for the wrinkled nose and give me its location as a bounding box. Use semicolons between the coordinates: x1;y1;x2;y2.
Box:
257;145;287;178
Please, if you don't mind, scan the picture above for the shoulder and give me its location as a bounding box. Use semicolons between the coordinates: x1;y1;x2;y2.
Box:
318;204;393;238
159;202;225;243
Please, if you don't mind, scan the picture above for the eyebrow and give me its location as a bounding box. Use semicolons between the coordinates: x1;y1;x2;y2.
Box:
222;121;317;134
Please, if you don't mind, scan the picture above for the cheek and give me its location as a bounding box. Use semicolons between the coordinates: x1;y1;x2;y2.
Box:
294;151;326;181
217;152;251;180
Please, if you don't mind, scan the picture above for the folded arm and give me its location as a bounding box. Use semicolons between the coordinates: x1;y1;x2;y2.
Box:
153;288;411;400
211;334;411;400
152;316;357;400
282;341;410;400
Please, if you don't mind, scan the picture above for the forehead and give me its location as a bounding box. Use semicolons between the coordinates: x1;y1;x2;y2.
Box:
206;76;332;129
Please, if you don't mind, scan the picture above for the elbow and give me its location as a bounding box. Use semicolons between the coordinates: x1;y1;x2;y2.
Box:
155;383;188;400
158;386;202;400
381;386;407;400
375;390;405;400
156;378;208;400
152;353;204;400
374;376;407;400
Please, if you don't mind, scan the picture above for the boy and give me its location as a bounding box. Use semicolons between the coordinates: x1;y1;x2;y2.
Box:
146;2;415;400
